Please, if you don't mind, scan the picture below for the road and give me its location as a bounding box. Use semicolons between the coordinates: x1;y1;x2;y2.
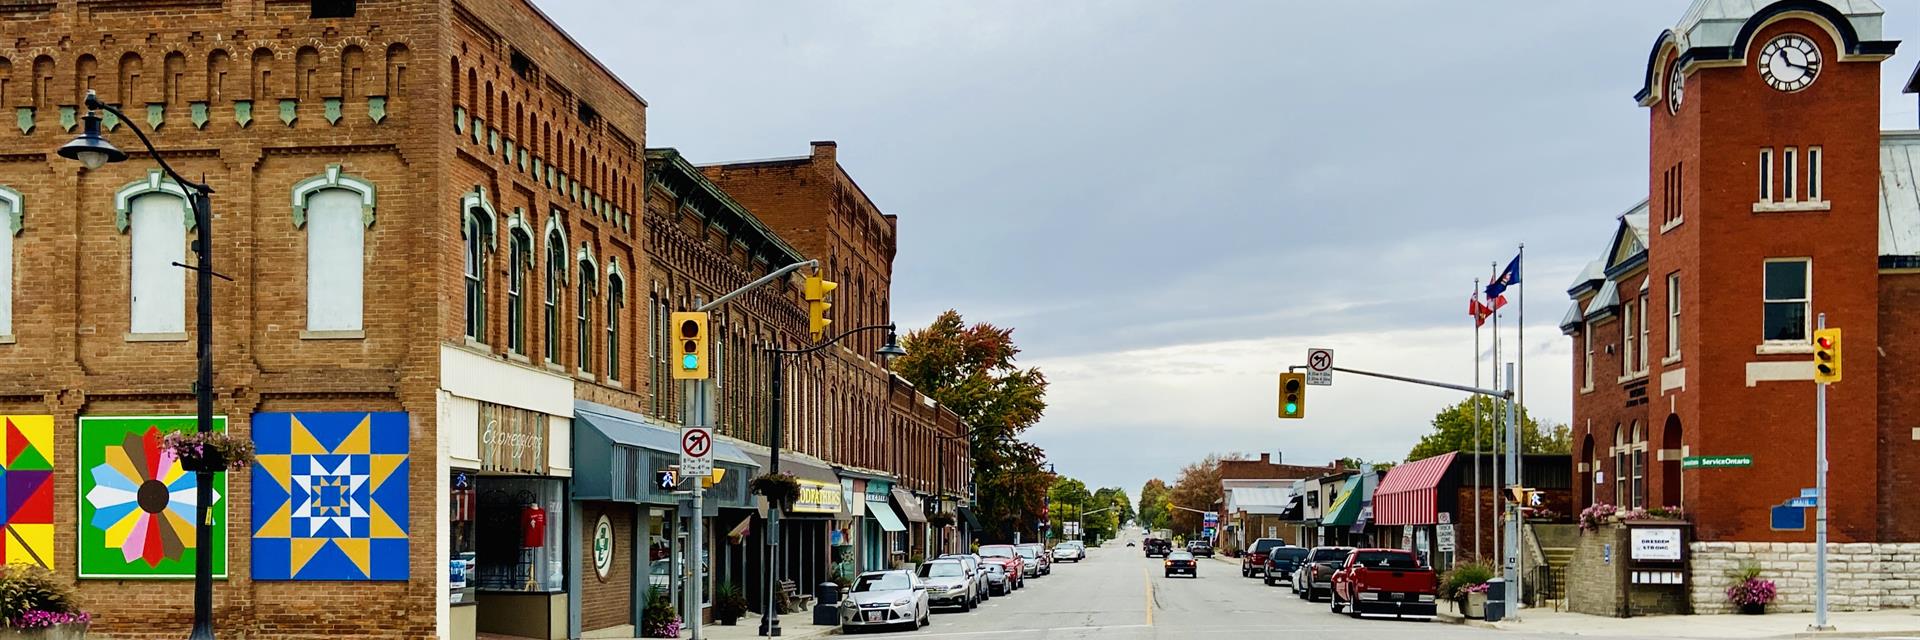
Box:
847;529;1668;640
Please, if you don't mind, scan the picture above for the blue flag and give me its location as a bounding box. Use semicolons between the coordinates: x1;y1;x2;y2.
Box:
1485;255;1522;299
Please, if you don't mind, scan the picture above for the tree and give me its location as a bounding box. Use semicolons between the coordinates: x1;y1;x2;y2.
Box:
1086;487;1130;541
1048;476;1091;540
1406;397;1567;461
1138;479;1171;531
891;310;1051;543
1167;453;1243;536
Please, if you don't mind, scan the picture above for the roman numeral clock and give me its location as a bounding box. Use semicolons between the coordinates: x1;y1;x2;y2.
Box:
1760;34;1822;92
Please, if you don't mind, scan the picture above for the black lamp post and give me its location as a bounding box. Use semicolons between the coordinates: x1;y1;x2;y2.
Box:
759;324;904;637
60;89;220;640
931;430;970;557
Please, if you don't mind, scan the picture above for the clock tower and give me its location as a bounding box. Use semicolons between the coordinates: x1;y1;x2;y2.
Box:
1636;0;1897;543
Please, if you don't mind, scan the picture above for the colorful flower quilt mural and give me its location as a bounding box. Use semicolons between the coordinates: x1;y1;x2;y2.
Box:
251;412;409;581
0;416;54;569
79;416;229;578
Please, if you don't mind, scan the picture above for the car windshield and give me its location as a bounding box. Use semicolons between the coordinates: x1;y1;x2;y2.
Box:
855;573;912;592
1250;540;1286;554
918;563;964;578
980;546;1015;558
1309;547;1353;562
1273;548;1309;561
1168;551;1193;560
1351;551;1422;569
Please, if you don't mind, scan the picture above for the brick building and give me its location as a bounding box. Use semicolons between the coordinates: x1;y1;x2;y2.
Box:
1562;0;1920;613
0;1;967;638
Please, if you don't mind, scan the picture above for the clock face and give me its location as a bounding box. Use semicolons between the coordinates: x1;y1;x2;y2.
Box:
1759;34;1820;92
1667;60;1685;115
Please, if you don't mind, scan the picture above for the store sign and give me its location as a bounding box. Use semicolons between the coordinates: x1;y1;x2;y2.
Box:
1681;455;1752;469
1630;527;1683;561
479;402;548;474
792;479;844;514
592;515;614;581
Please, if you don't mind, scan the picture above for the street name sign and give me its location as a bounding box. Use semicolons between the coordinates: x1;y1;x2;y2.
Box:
1681;455;1752;469
1306;348;1334;386
680;427;714;478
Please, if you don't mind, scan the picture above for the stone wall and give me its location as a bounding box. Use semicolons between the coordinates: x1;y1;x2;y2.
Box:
1569;525;1627;617
1690;542;1920;613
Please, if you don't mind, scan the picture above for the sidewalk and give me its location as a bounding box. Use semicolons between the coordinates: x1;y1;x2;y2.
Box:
1438;601;1920;638
685;620;839;640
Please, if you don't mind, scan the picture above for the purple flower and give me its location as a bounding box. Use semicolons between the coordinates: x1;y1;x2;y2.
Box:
12;609;92;629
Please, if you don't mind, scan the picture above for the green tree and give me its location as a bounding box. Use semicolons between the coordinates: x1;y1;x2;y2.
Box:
1138;479;1171;531
1406;397;1567;461
1086;487;1129;541
891;310;1051;543
1048;476;1092;539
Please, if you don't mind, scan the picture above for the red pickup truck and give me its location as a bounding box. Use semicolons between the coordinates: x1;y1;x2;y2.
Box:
1328;548;1437;620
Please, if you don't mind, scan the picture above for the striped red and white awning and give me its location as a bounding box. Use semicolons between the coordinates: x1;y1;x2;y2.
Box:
1372;452;1457;526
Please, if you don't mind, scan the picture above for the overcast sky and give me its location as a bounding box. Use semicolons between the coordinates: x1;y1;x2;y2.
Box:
537;2;1920;495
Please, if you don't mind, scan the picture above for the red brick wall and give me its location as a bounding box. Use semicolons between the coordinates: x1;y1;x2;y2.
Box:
1878;273;1920;540
579;503;634;632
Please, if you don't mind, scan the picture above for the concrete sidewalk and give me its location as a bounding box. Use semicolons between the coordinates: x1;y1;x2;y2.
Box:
1439;601;1920;638
685;620;839;640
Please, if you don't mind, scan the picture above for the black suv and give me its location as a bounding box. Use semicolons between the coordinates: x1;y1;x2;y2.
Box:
1143;538;1173;558
1186;540;1215;558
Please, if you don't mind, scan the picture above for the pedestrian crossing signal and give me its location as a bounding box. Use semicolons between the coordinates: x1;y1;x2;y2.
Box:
1279;372;1306;419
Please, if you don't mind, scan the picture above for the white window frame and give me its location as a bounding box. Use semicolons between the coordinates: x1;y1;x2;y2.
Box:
576;247;596;377
1762;258;1811;346
292;166;376;337
1758;148;1774;203
606;258;623;383
1620;298;1636;378
1637;290;1650;374
0;186;20;342
119;172;194;340
1582;320;1594;392
460;186;496;344
506;227;532;356
1665;273;1681;362
1808;146;1823;202
1783;147;1798;201
545;226;567;367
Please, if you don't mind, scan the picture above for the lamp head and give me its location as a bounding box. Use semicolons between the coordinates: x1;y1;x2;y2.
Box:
56;92;127;170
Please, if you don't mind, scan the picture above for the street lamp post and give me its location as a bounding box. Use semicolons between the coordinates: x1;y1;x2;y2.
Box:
59;89;220;640
932;431;970;556
759;323;905;637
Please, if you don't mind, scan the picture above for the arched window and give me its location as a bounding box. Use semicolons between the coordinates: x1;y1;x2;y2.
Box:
544;226;566;364
605;261;623;381
460;187;495;342
118;172;191;336
293;165;374;334
576;249;596;375
0;185;20;338
506;226;531;354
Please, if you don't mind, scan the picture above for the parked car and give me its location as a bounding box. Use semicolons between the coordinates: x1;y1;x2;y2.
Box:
1143;538;1172;557
1015;544;1051;576
978;559;1013;595
978;545;1028;588
1186;540;1214;558
936;554;991;604
1264;546;1309;586
1329;548;1437;620
1163;550;1198;578
1240;538;1291;578
917;559;979;611
839;570;930;631
1051;541;1085;563
1293;546;1354;601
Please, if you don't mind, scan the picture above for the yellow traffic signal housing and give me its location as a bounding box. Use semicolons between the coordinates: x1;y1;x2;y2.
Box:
702;468;727;488
805;275;838;342
1813;328;1842;384
1278;372;1306;419
1508;486;1536;504
671;311;710;380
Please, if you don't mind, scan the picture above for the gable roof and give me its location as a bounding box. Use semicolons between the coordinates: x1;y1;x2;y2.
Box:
1880;131;1920;260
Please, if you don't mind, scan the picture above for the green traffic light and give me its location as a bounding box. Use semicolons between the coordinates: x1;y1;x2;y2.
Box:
682;354;699;370
1285;402;1298;414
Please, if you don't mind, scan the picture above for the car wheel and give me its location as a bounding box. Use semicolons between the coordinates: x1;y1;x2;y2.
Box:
1330;593;1343;614
921;606;931;627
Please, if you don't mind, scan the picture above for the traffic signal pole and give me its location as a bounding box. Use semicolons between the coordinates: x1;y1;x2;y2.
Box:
1813;313;1831;632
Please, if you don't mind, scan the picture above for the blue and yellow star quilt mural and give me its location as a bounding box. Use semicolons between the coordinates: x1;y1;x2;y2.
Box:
251;412;409;581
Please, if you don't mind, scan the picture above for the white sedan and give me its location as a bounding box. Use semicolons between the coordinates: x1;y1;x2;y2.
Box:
840;570;930;631
1051;543;1084;562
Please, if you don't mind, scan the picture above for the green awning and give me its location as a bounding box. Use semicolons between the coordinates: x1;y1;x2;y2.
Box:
1321;475;1365;527
868;499;908;532
957;506;983;531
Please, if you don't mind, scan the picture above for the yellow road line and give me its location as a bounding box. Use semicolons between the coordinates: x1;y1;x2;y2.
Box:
1143;566;1155;626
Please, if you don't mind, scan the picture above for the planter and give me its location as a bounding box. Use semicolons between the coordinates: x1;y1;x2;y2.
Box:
0;624;89;640
1466;591;1487;619
180;453;227;473
1739;603;1766;615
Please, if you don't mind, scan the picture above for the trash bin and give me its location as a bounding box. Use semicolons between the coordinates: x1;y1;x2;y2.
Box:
1484;578;1506;622
813;582;843;626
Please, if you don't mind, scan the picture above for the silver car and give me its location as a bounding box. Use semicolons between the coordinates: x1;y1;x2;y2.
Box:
1051;541;1085;563
918;560;978;611
839;570;930;630
937;554;991;603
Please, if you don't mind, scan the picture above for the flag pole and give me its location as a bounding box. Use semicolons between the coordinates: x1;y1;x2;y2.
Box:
1473;279;1483;563
1515;244;1526;599
1489;261;1501;572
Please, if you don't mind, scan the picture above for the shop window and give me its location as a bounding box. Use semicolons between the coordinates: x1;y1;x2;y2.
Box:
474;477;566;592
449;471;478;604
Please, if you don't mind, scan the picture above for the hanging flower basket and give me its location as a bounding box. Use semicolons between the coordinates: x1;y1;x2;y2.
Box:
750;472;800;510
162;430;254;473
929;511;956;528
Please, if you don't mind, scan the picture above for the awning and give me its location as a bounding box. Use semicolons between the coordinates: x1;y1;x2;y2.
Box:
868;499;907;532
746;452;846;518
572;400;757;504
957;506;983;531
1277;495;1303;521
1228;487;1293;515
892;488;928;523
1373;452;1457;526
1321;475;1365;527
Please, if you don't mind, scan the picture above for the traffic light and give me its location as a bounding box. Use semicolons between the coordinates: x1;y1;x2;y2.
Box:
1508;486;1537;505
1278;372;1306;419
804;275;837;342
670;311;709;379
1813;327;1842;384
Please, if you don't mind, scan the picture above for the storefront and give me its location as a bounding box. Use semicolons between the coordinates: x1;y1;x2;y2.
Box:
891;488;928;562
857;478;906;572
1372;452;1458;570
570;400;757;634
746;451;844;605
440;345;576;640
957;506;983;552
